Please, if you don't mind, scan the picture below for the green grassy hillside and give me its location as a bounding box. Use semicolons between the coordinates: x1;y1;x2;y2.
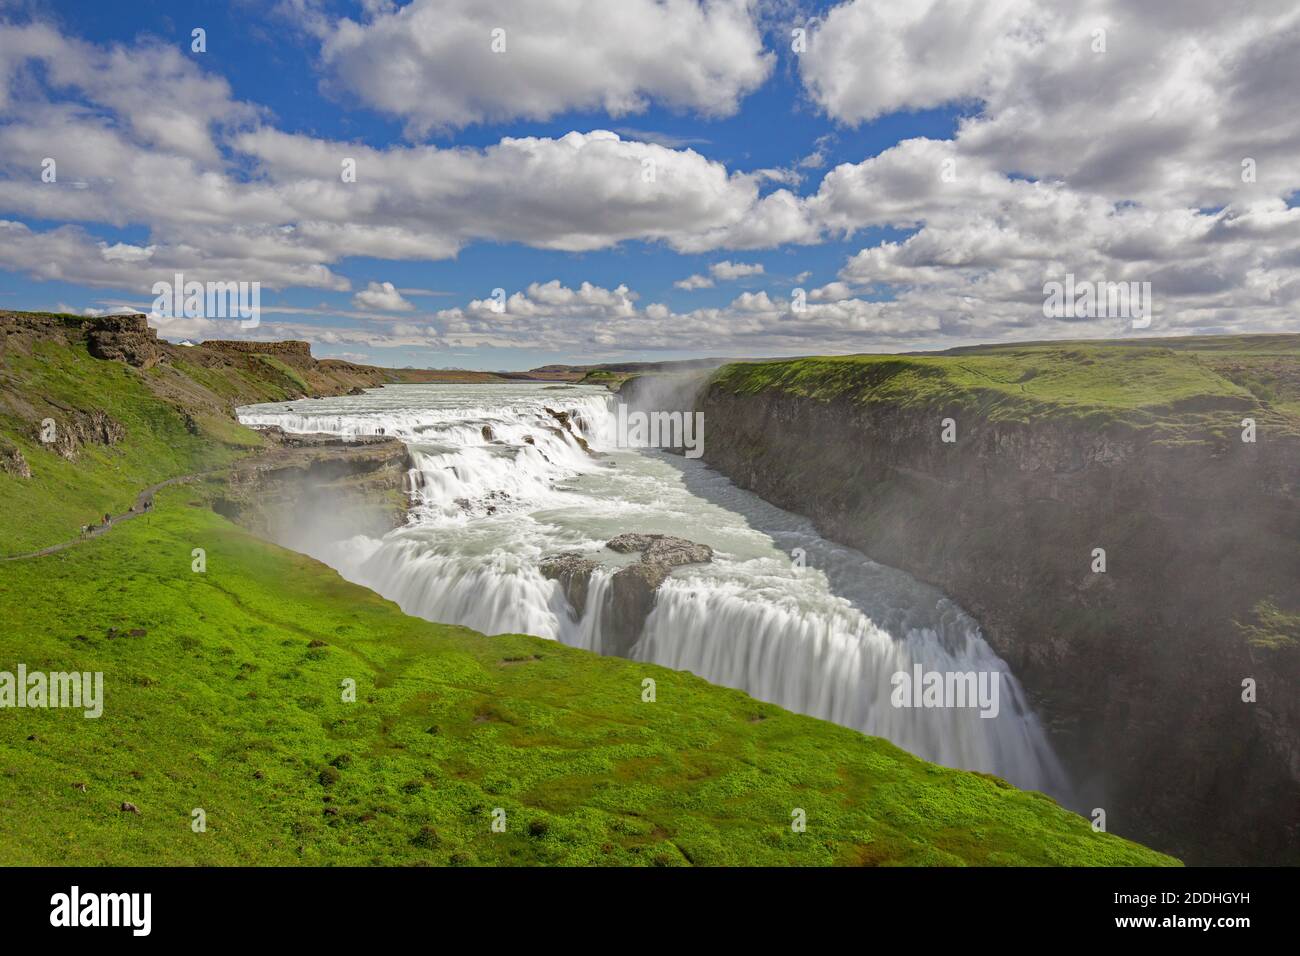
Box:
0;493;1176;866
0;313;1178;866
711;336;1300;441
0;334;258;553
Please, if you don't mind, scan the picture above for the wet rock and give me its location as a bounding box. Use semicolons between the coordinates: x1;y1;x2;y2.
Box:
607;533;713;567
604;563;671;655
544;406;595;455
540;534;713;656
539;552;598;617
481;424;495;441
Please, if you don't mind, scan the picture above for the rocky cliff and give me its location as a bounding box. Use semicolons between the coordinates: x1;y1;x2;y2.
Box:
212;429;412;543
689;344;1300;865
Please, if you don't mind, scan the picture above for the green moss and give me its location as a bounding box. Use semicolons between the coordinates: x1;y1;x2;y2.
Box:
1237;601;1300;651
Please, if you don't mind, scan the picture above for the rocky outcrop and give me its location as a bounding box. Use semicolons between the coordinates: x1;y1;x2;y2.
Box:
541;534;713;656
213;432;412;542
0;438;30;478
539;552;598;617
698;381;1300;865
201;339;314;364
544;406;595;455
606;532;712;566
35;408;126;461
86;314;162;369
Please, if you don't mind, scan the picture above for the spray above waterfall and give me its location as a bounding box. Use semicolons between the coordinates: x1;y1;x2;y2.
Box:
238;383;1070;800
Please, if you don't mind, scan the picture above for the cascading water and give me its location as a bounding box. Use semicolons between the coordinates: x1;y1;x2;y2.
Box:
238;383;1070;799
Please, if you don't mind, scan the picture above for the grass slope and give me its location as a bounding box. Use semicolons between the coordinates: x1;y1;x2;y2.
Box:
0;490;1174;866
0;336;263;553
711;337;1300;441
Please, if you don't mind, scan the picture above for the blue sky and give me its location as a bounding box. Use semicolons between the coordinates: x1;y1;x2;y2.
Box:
1;1;1297;368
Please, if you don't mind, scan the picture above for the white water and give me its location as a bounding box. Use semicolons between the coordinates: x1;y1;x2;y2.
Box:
239;383;1069;798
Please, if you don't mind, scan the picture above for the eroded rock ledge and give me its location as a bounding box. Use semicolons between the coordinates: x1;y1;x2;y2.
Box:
541;533;713;656
212;429;413;542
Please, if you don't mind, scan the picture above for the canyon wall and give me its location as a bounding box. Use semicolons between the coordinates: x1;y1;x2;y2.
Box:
692;377;1299;865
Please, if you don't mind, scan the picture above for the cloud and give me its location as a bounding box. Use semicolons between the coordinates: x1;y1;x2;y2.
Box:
674;259;765;290
0;220;350;292
3;8;1300;357
799;0;1031;125
710;260;765;280
800;0;1300;207
674;274;713;290
318;0;773;133
352;281;414;312
612;128;712;149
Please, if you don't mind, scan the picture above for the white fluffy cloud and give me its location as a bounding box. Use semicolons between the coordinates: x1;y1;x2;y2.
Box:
4;6;1300;356
352;281;414;312
674;274;714;291
675;259;766;289
318;0;773;133
710;260;765;280
800;0;1300;207
800;0;1031;125
417;279;950;354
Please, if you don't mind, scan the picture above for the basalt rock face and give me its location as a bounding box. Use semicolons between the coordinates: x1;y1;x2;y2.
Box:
541;534;714;657
699;384;1300;865
86;314;163;369
201;339;314;365
1;311;161;369
213;432;413;542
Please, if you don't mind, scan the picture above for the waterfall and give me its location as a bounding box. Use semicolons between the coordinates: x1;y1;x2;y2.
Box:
238;383;1070;799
